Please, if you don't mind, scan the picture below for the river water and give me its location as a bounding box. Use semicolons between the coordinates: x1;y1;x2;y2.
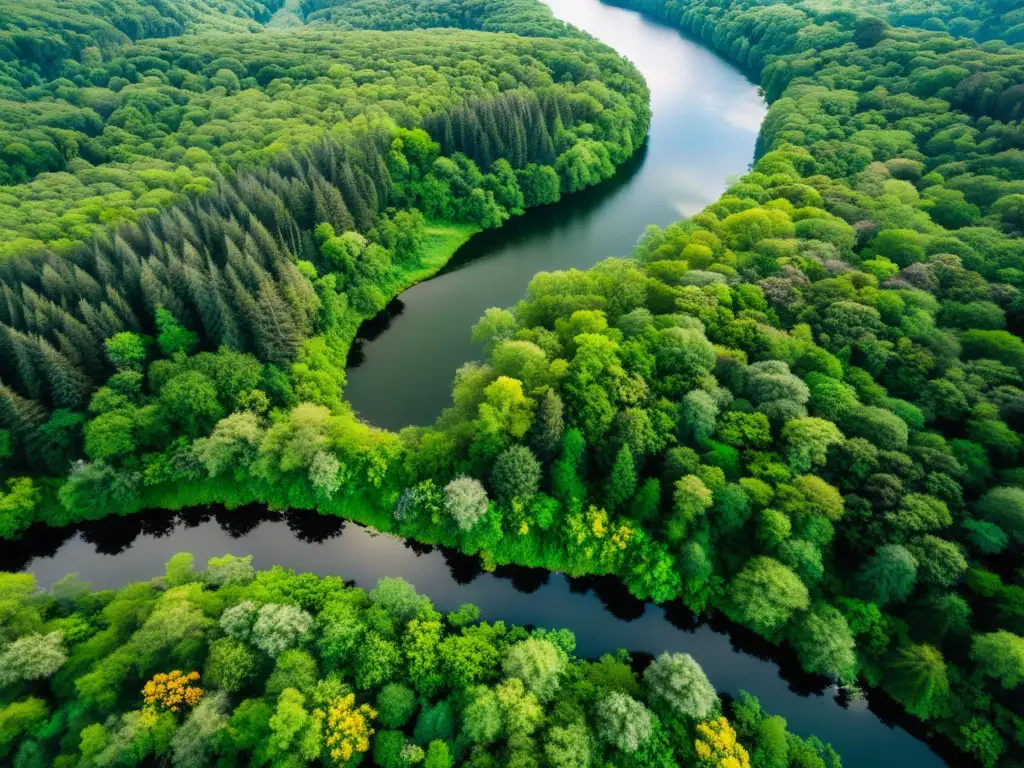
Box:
344;0;765;429
8;2;950;765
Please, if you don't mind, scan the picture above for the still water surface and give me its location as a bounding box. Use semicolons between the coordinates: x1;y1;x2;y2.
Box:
9;1;950;765
344;0;765;429
8;509;946;768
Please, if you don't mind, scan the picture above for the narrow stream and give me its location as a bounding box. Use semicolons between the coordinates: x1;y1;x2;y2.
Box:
7;2;952;765
344;0;765;429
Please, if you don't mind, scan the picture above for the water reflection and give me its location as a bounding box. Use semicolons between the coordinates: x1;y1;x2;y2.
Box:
8;510;950;768
344;0;766;430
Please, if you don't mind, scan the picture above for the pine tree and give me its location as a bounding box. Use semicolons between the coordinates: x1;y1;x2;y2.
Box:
252;279;303;365
10;330;44;401
38;338;92;410
338;162;372;230
0;383;48;468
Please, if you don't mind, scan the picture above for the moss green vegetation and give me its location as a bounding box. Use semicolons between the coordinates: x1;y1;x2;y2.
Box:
4;0;1024;765
0;558;838;767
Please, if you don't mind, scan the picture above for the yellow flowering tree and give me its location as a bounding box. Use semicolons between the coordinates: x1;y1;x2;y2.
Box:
322;693;376;763
565;506;634;574
142;670;203;713
694;717;751;768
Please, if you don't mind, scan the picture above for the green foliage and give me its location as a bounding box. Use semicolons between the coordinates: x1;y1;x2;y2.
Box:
5;0;1024;762
642;652;717;721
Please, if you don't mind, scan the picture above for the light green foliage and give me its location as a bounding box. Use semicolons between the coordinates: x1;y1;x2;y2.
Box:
643;652;717;720
356;632;401;689
370;577;431;626
593;692;652;752
267;688;323;765
171;692;230;768
206;637;257;694
252;604;314;657
443;477;490;532
502;637;566;702
887;644;949;719
267;650;318;698
461;685;503;745
206;554;256;586
220;601;258;643
725;557;810;638
544;721;593;768
971;632;1024;689
0;632;65;688
788;602;857;683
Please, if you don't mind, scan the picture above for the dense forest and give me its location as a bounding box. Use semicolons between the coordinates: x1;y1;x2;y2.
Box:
0;558;840;767
299;0;574;37
0;24;644;257
801;0;1024;44
393;0;1024;764
2;0;1024;765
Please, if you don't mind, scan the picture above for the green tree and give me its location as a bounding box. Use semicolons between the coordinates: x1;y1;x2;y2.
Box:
975;487;1024;545
605;446;637;511
155;307;199;357
377;684;417;729
857;545;918;606
252;604;314;658
205;638;257;694
491;445;541;506
724;557;810;638
788;602;857;683
502;638;565;702
643;652;717;720
971;632;1024;690
593;692;652;753
887;644;949;719
443;477;489;532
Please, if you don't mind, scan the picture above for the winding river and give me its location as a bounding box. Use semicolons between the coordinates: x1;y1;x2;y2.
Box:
344;0;765;429
7;2;951;766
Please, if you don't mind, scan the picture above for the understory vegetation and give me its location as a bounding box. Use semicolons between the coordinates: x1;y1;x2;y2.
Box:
2;0;1024;765
0;557;839;767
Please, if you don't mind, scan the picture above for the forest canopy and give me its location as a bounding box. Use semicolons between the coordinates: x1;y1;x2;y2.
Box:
0;558;841;768
3;0;1024;765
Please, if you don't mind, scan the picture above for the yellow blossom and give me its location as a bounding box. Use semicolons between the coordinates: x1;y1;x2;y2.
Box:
142;670;203;713
694;717;750;768
611;523;633;550
322;693;376;764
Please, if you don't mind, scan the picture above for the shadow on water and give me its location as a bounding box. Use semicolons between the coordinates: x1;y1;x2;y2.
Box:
6;509;959;767
345;141;649;372
433;140;651;276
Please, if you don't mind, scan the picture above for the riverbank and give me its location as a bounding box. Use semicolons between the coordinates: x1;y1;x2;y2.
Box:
6;508;950;767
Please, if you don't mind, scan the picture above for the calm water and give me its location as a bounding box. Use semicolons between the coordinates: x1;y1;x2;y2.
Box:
344;0;765;429
7;509;948;768
9;3;951;765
